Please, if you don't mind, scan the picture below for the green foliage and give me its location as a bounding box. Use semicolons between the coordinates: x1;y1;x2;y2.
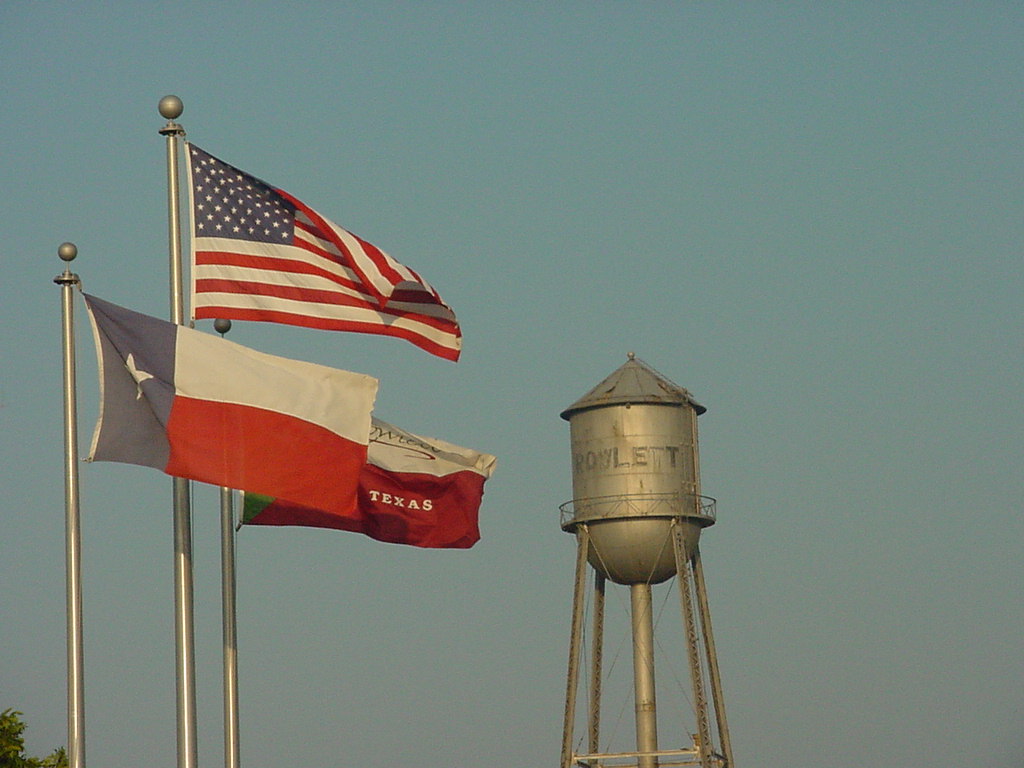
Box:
36;747;66;768
0;710;68;768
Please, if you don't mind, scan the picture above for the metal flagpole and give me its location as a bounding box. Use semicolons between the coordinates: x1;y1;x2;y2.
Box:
55;242;86;768
158;94;198;768
215;319;241;768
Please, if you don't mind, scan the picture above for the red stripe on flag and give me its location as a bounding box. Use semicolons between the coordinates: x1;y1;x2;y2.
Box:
165;397;367;516
282;192;404;305
195;250;370;297
289;228;356;269
189;305;461;361
194;253;451;316
194;278;457;328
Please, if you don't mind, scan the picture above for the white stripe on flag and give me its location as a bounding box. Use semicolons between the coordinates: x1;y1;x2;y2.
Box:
193;292;459;346
173;324;377;443
193;263;456;320
195;236;362;282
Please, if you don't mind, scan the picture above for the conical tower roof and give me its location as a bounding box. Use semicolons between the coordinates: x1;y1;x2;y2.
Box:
560;353;705;420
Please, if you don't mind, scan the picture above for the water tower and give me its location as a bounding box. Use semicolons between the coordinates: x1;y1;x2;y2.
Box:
558;355;734;768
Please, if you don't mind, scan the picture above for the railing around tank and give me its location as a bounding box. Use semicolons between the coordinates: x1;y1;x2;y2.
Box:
559;492;717;529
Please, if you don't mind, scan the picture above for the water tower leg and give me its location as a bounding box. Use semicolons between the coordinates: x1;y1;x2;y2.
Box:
692;548;734;767
588;571;605;758
672;522;714;768
630;583;659;768
561;526;591;768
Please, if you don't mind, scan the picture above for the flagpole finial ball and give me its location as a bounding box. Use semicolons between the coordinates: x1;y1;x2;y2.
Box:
158;95;183;120
58;242;78;262
214;319;232;336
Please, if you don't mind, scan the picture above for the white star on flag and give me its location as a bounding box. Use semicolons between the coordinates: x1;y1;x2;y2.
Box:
124;353;153;399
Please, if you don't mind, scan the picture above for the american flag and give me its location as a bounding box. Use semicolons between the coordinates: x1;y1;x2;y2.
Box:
186;143;462;361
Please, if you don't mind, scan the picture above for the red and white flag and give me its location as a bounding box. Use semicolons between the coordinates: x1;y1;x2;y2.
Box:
84;294;378;516
242;418;497;549
185;143;462;361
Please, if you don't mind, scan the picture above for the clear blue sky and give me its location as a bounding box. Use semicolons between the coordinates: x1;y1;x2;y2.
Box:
2;3;1021;767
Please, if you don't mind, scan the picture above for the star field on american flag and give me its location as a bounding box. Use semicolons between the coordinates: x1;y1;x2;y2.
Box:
190;145;296;245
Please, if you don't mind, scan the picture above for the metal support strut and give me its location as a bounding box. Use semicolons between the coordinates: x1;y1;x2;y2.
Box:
692;548;733;768
561;526;591;768
673;521;714;768
588;571;605;758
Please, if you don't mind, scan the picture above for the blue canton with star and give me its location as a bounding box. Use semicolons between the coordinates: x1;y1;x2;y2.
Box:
189;145;296;244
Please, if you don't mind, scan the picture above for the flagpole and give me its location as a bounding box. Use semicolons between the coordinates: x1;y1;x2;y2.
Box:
55;242;86;768
159;94;198;768
215;319;241;768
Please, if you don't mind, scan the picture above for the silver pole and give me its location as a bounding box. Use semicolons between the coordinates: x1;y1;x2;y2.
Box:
159;94;198;768
220;482;240;768
560;526;590;768
630;584;658;768
692;548;734;767
159;94;186;327
55;243;85;768
215;320;241;768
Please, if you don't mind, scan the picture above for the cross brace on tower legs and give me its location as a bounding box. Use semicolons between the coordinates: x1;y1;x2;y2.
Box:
559;518;734;768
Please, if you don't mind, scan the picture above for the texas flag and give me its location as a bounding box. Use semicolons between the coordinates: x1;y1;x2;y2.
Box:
242;418;496;549
84;294;378;516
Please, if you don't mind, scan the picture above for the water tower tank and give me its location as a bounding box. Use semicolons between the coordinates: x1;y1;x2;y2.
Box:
560;354;714;585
